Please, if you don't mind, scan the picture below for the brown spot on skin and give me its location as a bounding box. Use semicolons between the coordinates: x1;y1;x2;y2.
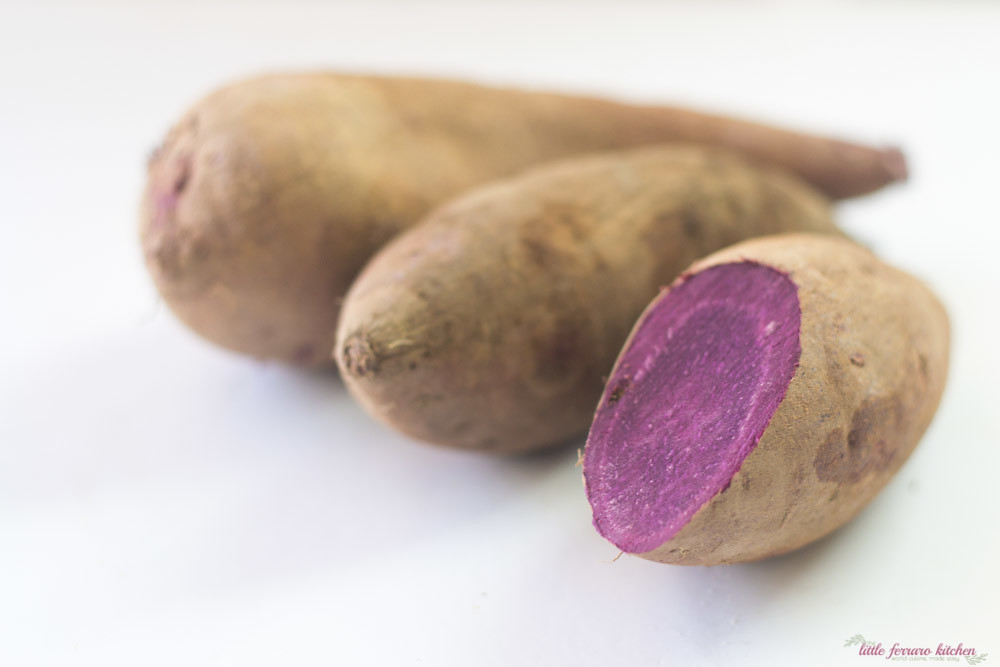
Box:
651;209;697;239
918;352;929;379
533;331;580;383
173;161;190;195
850;353;865;367
519;204;586;266
520;234;554;266
532;313;585;385
606;376;632;406
813;396;906;484
681;211;700;239
191;236;211;261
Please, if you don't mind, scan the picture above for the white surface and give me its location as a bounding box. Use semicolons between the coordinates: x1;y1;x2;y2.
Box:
2;2;999;665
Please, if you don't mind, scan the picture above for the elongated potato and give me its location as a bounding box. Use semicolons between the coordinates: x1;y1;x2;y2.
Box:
583;234;949;565
141;72;905;364
336;146;841;452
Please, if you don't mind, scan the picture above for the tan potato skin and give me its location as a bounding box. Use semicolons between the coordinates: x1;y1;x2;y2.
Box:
598;234;949;565
140;72;905;365
336;146;842;452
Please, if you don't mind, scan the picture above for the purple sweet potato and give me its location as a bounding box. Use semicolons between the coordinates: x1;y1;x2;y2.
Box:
584;234;949;565
336;146;840;453
141;72;905;365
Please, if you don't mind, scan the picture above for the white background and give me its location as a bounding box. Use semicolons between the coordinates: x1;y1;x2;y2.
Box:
2;2;998;665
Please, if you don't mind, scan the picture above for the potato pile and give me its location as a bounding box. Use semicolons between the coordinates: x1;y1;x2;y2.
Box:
141;72;948;564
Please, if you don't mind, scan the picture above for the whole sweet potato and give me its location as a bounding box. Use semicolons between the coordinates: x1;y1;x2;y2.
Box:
141;73;904;364
584;234;949;565
337;146;841;452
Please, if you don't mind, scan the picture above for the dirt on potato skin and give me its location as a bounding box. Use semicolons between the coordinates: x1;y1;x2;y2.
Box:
336;146;842;453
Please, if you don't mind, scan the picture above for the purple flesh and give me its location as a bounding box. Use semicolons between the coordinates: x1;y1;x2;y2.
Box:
584;262;801;554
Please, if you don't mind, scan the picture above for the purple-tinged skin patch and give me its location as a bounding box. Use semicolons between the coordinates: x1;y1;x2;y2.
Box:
584;262;801;554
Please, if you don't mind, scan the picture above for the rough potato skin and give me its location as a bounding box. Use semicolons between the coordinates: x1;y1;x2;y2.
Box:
141;73;904;364
603;234;950;565
336;147;841;452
